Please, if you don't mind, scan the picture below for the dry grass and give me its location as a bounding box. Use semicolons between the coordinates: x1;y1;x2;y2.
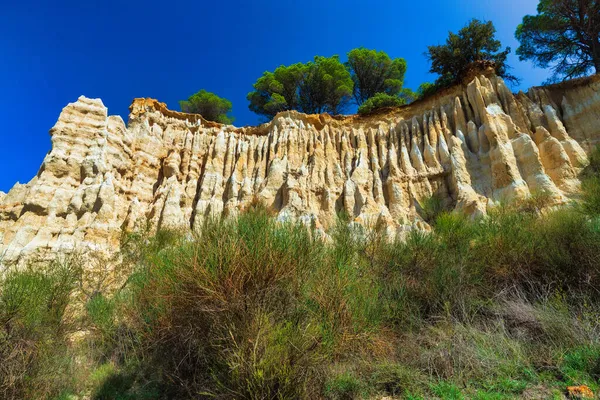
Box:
2;152;600;399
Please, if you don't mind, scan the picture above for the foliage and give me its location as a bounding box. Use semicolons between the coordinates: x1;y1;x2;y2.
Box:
416;82;439;98
395;82;439;104
248;56;353;119
418;194;448;224
246;63;307;119
5;160;600;398
179;89;234;124
427;19;518;88
345;47;407;105
299;55;354;114
516;0;600;81
0;261;81;400
357;92;405;114
324;372;364;400
580;146;600;216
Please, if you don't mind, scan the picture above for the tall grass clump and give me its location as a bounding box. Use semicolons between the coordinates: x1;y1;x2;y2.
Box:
108;207;334;398
0;261;81;400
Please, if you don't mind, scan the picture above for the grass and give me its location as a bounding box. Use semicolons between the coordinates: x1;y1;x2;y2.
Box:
1;150;600;399
0;261;81;399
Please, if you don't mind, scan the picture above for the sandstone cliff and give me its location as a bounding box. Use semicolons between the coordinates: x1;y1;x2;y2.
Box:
1;72;600;265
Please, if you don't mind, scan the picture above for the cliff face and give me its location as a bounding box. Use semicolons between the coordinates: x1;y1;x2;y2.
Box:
1;72;600;265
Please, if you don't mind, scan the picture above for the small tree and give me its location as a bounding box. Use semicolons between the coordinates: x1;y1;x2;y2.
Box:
248;56;353;118
345;48;407;105
427;19;518;87
516;0;600;80
299;55;354;114
180;90;234;124
247;63;307;119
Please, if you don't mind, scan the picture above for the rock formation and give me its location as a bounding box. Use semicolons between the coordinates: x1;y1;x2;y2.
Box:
1;71;600;265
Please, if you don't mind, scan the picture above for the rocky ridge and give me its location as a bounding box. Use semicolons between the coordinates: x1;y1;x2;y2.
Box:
1;71;600;265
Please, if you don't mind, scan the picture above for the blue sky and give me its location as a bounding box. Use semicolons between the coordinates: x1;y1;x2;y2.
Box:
0;0;547;192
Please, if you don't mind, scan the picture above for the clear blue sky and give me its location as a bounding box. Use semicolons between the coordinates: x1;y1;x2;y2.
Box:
1;0;547;192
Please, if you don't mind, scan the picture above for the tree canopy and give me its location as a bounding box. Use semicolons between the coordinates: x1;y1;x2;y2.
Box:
247;56;353;118
246;63;306;119
427;19;518;87
299;55;354;114
345;48;407;105
516;0;600;80
179;90;234;124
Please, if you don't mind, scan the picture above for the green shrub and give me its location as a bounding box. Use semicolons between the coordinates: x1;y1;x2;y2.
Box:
325;372;363;400
357;93;405;114
418;194;448;224
63;196;600;398
0;261;81;399
581;175;600;216
116;209;331;398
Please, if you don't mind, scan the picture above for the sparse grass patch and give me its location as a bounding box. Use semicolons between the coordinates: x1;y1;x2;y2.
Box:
324;372;364;400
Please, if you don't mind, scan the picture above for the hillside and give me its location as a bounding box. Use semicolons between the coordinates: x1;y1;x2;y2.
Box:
1;70;600;266
1;72;600;399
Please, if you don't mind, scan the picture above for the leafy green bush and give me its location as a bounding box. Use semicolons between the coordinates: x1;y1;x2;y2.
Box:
116;208;331;398
357;92;405;114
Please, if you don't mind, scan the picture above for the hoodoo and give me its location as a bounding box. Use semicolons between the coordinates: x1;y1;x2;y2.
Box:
1;70;600;265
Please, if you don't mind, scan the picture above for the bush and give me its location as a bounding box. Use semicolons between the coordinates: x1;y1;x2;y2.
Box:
357;93;405;114
6;186;600;398
116;209;331;398
0;261;81;399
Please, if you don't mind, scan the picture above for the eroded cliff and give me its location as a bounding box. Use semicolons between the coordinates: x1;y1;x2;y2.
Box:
1;71;600;265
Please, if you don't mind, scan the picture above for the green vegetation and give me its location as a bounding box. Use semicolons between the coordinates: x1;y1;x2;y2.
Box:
179;89;234;124
345;48;407;105
248;48;411;119
427;19;518;91
357;93;405;115
0;262;81;399
248;55;353;119
516;0;600;81
300;55;354;114
247;62;307;119
2;149;600;399
184;6;600;123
